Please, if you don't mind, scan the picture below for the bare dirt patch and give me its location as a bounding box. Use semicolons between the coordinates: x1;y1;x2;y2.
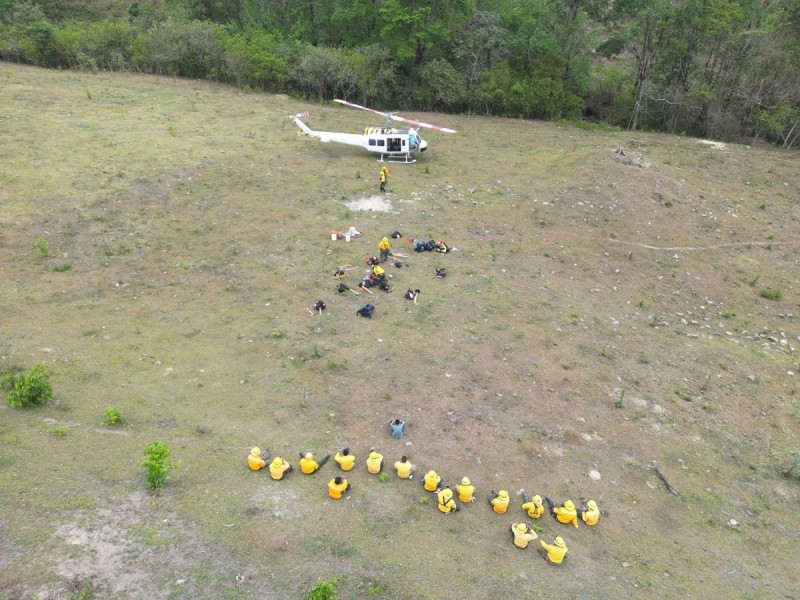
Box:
346;195;394;212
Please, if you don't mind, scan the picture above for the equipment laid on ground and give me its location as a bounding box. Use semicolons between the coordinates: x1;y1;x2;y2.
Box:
288;99;456;163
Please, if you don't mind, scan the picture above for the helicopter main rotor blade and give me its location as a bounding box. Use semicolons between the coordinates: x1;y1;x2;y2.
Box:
333;99;457;134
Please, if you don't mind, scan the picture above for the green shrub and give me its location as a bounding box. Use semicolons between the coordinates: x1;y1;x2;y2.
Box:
305;580;337;600
760;287;783;301
142;441;172;491
103;407;123;426
6;363;53;408
53;263;72;272
378;472;389;483
55;425;69;437
33;237;49;258
780;451;800;480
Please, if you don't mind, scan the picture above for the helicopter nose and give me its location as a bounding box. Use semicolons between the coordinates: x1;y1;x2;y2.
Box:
419;139;428;152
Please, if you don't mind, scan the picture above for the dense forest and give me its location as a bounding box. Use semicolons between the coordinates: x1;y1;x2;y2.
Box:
1;0;798;146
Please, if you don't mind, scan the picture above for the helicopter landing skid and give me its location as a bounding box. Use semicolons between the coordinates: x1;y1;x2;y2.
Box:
379;153;416;164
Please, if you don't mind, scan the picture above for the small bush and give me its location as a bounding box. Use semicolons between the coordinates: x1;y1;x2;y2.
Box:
6;364;53;408
142;441;173;491
780;451;800;480
54;263;72;272
378;472;389;483
33;237;49;258
55;425;69;437
760;287;783;301
721;311;736;318
103;407;124;426
305;580;337;600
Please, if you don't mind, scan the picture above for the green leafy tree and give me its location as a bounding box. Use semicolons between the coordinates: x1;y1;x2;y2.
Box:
6;363;53;408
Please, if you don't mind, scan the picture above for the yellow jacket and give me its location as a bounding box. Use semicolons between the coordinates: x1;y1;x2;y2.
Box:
522;500;544;519
269;459;290;480
491;495;509;514
540;539;568;564
437;489;457;513
366;453;383;474
299;456;319;474
334;452;355;471
380;166;390;178
248;453;265;471
372;265;385;277
512;524;538;549
328;478;348;499
456;484;475;503
582;507;600;526
378;237;390;251
423;471;441;492
555;505;579;528
395;460;413;479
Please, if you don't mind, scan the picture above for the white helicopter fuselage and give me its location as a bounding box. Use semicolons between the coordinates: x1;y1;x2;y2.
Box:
292;115;427;163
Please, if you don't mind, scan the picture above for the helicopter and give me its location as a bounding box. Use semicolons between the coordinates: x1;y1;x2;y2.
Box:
287;99;456;163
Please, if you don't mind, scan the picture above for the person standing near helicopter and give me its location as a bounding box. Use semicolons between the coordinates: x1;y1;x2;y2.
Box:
379;165;389;192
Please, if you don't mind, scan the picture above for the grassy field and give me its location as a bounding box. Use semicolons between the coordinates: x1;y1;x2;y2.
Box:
1;62;799;600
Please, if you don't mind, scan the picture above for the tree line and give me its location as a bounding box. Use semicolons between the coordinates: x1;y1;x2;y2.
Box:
1;0;798;147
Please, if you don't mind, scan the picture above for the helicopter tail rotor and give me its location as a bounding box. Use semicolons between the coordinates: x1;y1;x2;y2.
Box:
284;111;309;120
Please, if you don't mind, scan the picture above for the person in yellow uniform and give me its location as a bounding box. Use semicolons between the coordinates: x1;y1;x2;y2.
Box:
269;456;293;480
539;536;568;564
334;447;355;471
394;455;414;479
366;451;384;474
422;470;443;492
511;522;538;548
437;487;459;514
521;493;545;519
456;477;476;503
580;499;600;525
247;447;269;471
328;476;351;499
378;237;391;262
298;451;330;474
546;498;579;528
379;166;389;192
489;490;510;514
372;264;385;278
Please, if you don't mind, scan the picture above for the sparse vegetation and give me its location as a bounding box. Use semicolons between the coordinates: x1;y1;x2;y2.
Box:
103;407;124;426
760;287;783;301
142;442;172;491
304;580;337;600
32;237;49;258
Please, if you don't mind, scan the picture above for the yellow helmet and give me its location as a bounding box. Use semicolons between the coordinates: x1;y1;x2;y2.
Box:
588;500;598;510
499;490;508;498
555;536;566;548
272;457;282;467
461;477;471;486
533;495;542;503
516;522;528;532
304;452;312;460
427;470;437;478
369;451;379;460
441;488;452;500
564;500;575;510
251;447;260;456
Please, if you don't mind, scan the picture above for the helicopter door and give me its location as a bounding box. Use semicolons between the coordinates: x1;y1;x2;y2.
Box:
387;137;404;152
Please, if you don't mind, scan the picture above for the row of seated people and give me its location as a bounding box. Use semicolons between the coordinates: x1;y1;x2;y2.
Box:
247;447;600;564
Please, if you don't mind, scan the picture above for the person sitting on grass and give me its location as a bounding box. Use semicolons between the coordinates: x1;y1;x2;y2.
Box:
580;499;600;526
394;455;414;479
366;450;384;474
389;418;405;439
539;536;568;564
334;448;355;471
522;493;545;519
511;522;538;549
457;477;476;503
489;490;510;514
247;447;270;471
546;498;579;528
437;487;459;514
269;456;293;480
328;476;351;499
298;451;330;474
404;289;420;304
423;470;443;492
